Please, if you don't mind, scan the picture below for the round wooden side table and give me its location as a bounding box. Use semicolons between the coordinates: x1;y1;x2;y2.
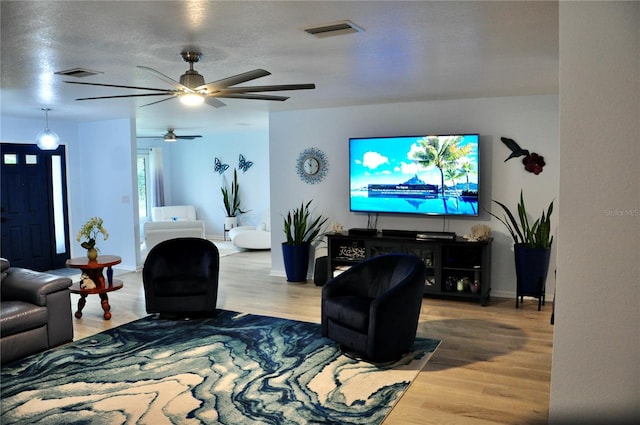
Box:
65;255;123;320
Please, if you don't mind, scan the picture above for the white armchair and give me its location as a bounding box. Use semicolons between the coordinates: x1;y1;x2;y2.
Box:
151;205;198;222
143;206;205;253
228;209;271;250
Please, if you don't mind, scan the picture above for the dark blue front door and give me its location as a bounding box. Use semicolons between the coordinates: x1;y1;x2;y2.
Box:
1;143;70;271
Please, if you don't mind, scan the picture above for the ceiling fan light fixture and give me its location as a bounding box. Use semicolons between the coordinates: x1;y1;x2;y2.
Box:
163;130;178;142
36;108;60;150
180;70;205;89
180;92;205;106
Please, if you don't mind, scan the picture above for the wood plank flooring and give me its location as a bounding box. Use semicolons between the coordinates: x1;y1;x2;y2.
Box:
71;249;552;425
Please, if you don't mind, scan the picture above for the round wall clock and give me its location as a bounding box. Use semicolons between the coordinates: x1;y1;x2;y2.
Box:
296;147;328;184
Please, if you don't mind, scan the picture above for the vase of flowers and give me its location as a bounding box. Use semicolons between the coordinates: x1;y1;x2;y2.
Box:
77;217;109;261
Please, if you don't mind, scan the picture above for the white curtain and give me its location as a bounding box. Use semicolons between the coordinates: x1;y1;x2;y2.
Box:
149;147;165;207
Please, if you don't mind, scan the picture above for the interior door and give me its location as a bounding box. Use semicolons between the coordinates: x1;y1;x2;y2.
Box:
0;143;70;271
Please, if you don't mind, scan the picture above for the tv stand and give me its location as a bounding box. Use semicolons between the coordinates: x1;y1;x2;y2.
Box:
326;231;492;306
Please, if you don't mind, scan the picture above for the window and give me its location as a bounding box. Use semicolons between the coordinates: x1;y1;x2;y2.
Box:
51;155;66;254
3;153;17;164
137;153;151;220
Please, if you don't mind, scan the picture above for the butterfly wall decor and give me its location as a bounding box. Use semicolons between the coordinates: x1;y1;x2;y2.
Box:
214;157;230;175
238;154;253;173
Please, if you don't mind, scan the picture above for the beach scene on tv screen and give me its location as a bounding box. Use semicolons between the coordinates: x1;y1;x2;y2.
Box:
350;134;479;216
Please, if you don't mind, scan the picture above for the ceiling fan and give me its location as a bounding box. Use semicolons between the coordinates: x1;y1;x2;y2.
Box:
64;51;315;108
136;128;202;142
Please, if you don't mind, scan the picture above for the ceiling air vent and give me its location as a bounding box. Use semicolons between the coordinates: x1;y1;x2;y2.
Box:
304;20;364;38
55;68;103;78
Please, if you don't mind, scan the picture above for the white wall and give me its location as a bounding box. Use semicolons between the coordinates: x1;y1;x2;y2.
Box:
269;94;559;298
550;2;640;423
138;128;270;240
75;119;138;270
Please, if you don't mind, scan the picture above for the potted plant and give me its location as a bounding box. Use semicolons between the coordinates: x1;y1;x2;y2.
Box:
282;200;328;282
488;190;553;310
221;168;246;230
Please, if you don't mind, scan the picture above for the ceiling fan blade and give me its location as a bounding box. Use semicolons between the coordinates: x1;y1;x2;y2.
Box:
217;83;316;94
197;69;271;92
75;93;174;101
137;65;193;92
64;80;173;92
137;132;200;140
215;93;290;101
139;96;178;108
205;96;226;108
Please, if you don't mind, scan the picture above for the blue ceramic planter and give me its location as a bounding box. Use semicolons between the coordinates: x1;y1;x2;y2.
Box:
514;244;551;310
282;242;311;282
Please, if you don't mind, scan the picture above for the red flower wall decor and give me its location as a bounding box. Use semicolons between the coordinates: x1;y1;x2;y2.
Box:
500;137;546;175
522;152;546;175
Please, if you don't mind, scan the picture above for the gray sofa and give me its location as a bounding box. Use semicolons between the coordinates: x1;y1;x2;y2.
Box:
1;258;74;364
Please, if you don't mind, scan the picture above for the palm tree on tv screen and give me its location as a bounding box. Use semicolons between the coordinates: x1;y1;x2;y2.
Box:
411;135;472;199
459;160;476;192
445;165;464;196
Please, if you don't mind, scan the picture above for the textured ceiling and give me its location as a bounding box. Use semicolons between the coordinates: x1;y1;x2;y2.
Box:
1;1;558;136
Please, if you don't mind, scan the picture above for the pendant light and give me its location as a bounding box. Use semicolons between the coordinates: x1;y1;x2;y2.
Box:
36;108;60;150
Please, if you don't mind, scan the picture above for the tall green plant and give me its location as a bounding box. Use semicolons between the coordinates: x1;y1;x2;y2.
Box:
283;200;328;245
488;190;554;248
221;168;246;217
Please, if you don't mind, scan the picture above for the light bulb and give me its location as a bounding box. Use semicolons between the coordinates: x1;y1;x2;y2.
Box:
36;129;60;150
180;93;205;106
36;108;60;150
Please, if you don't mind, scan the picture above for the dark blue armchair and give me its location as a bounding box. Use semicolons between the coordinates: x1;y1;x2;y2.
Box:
143;237;219;318
321;253;425;362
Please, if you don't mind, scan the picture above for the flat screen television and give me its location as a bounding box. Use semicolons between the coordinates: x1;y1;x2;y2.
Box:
349;134;479;216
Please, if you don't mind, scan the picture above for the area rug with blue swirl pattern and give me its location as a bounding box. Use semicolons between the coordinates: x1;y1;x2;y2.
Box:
1;310;440;425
